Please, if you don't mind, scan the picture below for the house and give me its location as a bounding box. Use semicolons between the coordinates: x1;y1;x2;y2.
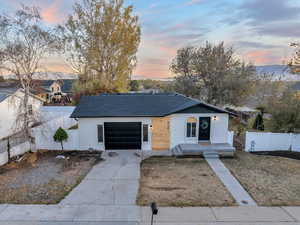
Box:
70;93;234;153
0;83;44;140
34;79;75;104
225;105;257;123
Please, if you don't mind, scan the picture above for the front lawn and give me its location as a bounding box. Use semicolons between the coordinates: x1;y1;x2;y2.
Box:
222;151;300;206
137;157;236;207
0;150;101;204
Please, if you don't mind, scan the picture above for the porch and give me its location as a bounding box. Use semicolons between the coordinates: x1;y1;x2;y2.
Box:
171;143;236;157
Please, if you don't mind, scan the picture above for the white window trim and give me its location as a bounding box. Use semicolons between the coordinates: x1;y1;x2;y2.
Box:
185;119;198;139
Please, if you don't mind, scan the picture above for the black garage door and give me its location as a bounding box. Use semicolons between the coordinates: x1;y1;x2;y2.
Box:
104;122;142;150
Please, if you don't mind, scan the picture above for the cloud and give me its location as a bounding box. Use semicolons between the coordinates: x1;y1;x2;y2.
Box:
40;0;64;24
236;41;280;49
253;22;300;38
245;50;283;65
186;0;203;6
240;0;300;25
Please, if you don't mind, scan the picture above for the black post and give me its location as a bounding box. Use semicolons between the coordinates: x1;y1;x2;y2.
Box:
150;202;158;225
7;138;10;162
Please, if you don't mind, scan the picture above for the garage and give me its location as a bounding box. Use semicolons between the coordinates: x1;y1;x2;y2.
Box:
104;122;142;150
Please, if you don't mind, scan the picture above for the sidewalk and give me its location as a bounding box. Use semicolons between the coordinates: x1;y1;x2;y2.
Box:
140;206;300;225
0;206;300;224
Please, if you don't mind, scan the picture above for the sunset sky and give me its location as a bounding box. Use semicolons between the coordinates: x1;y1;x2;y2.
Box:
0;0;299;79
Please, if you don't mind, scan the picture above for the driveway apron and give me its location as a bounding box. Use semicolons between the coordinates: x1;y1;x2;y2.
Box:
60;150;141;206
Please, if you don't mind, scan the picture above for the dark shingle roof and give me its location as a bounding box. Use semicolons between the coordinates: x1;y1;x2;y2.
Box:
0;83;19;103
0;93;9;102
70;93;229;118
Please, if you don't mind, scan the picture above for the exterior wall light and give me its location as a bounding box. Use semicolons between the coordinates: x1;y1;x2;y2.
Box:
213;116;217;121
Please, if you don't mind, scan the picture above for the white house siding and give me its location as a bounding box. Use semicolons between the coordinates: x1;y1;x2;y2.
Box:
77;113;230;151
169;113;229;149
32;115;78;150
78;117;152;151
0;90;43;140
40;106;75;122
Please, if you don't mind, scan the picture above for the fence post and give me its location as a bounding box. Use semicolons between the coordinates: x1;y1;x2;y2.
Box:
290;133;293;151
7;137;10;162
245;131;249;152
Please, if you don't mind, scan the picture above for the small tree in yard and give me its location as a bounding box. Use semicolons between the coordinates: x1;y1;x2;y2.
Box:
252;107;265;131
252;114;264;131
53;127;68;150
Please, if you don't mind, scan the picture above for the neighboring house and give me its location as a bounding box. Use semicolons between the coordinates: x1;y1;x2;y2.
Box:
0;85;44;140
225;105;257;123
70;93;232;152
35;79;75;104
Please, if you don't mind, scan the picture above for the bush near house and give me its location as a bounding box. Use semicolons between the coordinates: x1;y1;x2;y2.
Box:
53;127;68;150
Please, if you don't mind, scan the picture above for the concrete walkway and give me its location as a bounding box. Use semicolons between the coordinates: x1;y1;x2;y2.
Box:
0;206;300;224
205;157;257;206
140;206;300;225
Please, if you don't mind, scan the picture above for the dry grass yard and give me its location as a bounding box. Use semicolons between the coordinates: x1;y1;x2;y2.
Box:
0;151;101;204
137;156;236;207
222;151;300;206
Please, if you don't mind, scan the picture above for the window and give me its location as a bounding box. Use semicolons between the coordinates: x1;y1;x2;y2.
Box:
186;122;197;137
97;125;103;143
143;124;148;142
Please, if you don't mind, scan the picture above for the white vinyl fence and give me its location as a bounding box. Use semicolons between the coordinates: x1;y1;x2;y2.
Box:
0;141;33;166
40;106;75;122
32;115;80;151
245;131;300;152
0;107;78;166
228;131;234;146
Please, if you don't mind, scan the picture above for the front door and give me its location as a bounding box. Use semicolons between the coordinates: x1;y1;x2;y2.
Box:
198;117;211;141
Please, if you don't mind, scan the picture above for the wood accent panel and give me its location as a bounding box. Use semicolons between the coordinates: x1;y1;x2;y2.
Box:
152;117;170;151
187;117;197;123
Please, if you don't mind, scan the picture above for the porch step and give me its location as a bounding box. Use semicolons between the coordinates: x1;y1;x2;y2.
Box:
171;145;183;156
203;152;219;159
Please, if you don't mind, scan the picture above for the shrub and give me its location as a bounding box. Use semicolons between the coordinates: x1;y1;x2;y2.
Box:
53;127;68;150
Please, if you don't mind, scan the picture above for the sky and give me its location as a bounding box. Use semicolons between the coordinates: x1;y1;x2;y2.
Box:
0;0;299;79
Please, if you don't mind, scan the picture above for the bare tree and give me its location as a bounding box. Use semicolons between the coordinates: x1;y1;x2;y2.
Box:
0;5;60;140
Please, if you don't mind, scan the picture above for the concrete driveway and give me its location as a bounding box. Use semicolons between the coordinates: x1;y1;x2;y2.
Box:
61;150;141;206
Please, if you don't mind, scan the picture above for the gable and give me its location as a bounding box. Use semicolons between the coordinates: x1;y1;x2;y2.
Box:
174;104;225;114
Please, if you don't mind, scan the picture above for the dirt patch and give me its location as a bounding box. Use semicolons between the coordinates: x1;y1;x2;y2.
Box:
253;151;300;160
222;151;300;206
137;157;236;207
0;151;101;204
